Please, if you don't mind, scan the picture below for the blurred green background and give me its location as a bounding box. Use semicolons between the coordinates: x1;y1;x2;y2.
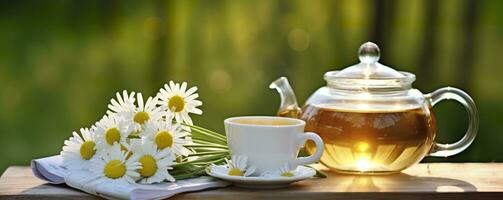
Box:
0;0;502;173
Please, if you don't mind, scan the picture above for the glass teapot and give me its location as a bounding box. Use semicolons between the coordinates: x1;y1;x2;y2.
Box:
269;42;479;174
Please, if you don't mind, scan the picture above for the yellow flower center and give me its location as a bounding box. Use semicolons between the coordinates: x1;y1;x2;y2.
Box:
168;95;185;112
155;131;173;150
138;155;157;177
281;171;295;177
133;111;150;124
104;160;126;179
105;127;121;145
79;141;96;160
228;168;244;176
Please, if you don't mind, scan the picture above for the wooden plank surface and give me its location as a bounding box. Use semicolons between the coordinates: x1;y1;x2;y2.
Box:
0;163;502;199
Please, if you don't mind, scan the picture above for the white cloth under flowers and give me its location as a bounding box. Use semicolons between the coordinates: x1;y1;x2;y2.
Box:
31;156;230;200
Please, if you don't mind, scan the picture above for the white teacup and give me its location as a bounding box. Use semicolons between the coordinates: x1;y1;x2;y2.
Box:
224;116;324;175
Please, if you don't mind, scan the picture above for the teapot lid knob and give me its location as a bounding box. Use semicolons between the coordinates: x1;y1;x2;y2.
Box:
358;42;380;64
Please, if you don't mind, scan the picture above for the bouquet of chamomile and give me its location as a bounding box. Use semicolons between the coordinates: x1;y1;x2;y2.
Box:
60;81;229;185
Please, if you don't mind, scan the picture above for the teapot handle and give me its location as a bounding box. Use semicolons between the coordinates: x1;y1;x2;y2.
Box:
425;87;479;157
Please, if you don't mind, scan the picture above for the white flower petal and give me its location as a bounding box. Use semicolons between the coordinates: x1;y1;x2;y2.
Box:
244;165;256;177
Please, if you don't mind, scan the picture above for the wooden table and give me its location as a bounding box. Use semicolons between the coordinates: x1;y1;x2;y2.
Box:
0;163;502;199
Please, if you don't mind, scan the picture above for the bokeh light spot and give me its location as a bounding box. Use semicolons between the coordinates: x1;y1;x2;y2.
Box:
288;29;310;51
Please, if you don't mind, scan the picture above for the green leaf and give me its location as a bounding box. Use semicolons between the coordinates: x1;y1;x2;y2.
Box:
305;165;328;178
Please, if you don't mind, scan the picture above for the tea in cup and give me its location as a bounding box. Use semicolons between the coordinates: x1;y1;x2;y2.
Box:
224;116;324;175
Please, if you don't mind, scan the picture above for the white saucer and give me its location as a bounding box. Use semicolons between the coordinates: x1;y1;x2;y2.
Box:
206;165;316;189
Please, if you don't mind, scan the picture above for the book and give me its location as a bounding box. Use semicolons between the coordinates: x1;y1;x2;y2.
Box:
31;156;230;200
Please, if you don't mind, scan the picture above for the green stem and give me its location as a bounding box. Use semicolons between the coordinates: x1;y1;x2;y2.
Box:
190;131;227;145
183;123;227;141
184;144;228;149
207;157;227;165
187;150;229;157
127;134;140;139
189;147;228;153
174;157;226;172
174;154;227;167
191;138;214;144
191;131;227;144
173;169;207;180
189;157;227;166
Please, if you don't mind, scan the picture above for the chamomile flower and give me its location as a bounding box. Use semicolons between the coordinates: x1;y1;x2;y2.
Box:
131;140;176;184
90;143;141;184
156;81;202;125
143;120;192;157
95;114;131;151
107;90;136;114
123;93;163;133
61;127;98;170
261;163;296;178
217;155;256;177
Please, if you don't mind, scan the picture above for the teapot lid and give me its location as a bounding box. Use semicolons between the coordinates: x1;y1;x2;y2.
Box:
324;42;415;91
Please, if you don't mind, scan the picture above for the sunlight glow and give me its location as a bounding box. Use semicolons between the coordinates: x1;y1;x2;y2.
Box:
356;157;371;171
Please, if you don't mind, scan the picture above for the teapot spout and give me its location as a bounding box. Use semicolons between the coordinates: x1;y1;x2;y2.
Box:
269;77;301;118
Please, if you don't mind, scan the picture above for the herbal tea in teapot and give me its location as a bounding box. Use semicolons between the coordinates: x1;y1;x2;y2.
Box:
270;42;478;174
302;105;436;173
